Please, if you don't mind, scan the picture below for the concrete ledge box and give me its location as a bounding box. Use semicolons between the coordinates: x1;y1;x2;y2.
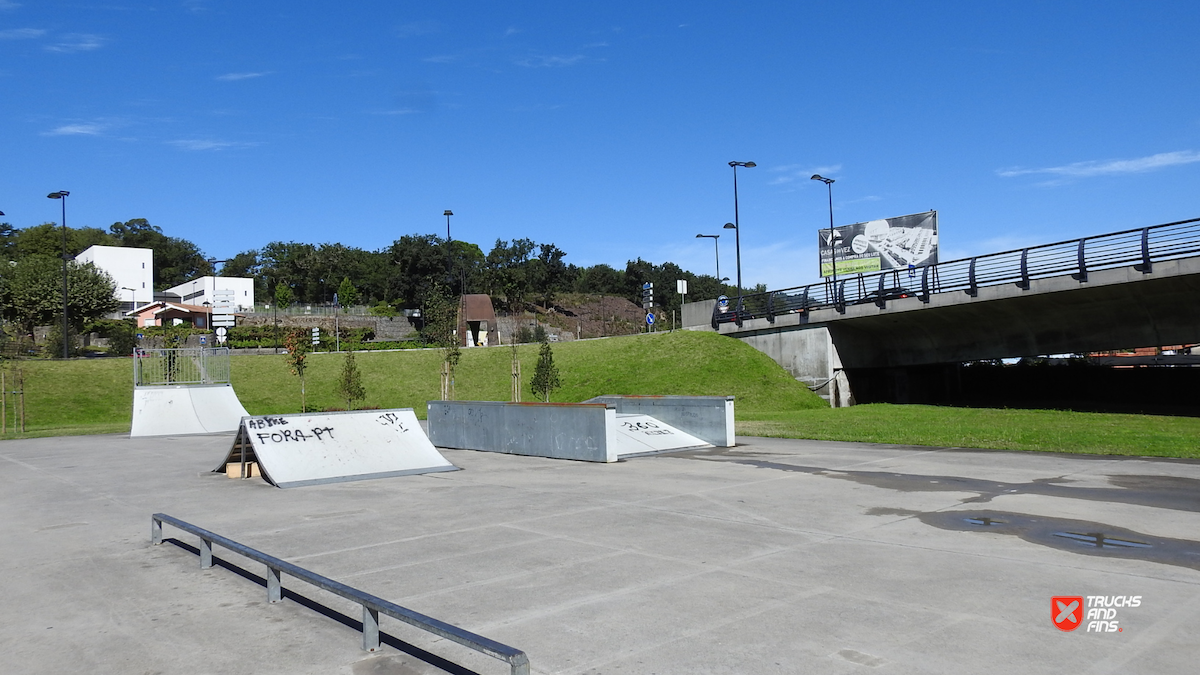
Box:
428;401;618;462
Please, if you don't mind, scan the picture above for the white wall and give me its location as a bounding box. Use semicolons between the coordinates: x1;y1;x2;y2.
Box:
77;245;154;314
164;276;256;310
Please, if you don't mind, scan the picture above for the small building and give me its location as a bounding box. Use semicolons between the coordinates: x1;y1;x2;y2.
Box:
164;276;255;311
460;294;498;347
126;301;226;329
76;245;154;317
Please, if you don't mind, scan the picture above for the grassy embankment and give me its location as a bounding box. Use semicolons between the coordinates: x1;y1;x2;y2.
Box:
2;330;1197;458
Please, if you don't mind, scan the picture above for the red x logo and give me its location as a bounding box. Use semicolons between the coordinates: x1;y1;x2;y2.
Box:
1053;596;1084;631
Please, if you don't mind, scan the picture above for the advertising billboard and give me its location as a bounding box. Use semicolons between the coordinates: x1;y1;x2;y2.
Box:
819;210;938;277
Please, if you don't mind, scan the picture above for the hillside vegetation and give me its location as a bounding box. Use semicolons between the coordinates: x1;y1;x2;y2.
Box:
3;330;1199;458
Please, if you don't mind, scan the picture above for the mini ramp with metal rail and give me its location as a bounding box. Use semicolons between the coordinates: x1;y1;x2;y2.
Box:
131;347;249;437
151;513;530;674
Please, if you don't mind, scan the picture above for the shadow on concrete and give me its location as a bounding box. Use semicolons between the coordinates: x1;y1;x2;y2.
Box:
164;538;481;675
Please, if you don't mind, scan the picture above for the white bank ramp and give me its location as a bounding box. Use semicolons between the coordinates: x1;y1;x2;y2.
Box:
216;409;457;488
428;396;734;462
131;384;250;437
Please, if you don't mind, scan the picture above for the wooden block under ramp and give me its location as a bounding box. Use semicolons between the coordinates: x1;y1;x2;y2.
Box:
225;462;261;479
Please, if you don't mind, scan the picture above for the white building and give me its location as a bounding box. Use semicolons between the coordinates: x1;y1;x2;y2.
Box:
76;245;154;316
165;276;255;311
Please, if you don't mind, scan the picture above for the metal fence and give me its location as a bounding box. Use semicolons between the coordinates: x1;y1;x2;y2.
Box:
714;216;1200;327
152;514;530;674
133;348;232;386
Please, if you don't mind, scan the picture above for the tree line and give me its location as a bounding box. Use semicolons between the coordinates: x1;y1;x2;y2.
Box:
1;217;753;317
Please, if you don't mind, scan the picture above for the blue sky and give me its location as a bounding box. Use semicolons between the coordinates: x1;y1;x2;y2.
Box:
3;1;1198;290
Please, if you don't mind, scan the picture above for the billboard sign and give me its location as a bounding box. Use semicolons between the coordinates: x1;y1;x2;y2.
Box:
819;210;938;277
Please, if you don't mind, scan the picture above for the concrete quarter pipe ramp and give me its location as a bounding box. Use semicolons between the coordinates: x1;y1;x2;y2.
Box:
216;408;457;488
131;384;250;437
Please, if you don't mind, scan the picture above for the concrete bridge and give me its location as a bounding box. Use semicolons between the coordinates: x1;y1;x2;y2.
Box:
682;218;1200;406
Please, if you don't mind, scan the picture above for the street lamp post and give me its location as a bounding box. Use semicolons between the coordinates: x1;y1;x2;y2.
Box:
726;161;755;322
695;233;722;286
444;210;454;283
810;174;840;305
47;191;70;358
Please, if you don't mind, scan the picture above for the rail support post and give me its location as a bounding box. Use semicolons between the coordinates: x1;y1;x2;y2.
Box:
151;516;163;545
267;566;282;603
200;538;213;569
363;605;380;651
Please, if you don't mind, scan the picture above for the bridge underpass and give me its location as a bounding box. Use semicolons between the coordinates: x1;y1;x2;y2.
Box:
682;218;1200;410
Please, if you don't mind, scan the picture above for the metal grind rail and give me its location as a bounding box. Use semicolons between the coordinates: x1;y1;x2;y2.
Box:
151;513;530;675
714;216;1200;326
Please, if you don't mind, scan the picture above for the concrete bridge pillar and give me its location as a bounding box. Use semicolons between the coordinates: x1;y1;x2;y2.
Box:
735;326;854;407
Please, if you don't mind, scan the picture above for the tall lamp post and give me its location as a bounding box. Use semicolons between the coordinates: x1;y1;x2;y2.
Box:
47;191;70;358
810;174;841;301
726;161;754;320
443;210;454;283
694;233;724;287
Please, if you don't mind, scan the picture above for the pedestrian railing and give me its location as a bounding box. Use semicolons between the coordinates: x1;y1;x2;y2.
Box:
151;513;530;675
133;348;232;386
714;216;1200;327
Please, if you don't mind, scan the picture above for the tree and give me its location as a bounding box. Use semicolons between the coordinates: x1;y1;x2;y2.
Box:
108;219;210;290
0;255;119;337
274;283;293;309
282;329;310;412
335;351;366;410
336;276;359;308
422;283;461;400
529;335;562;403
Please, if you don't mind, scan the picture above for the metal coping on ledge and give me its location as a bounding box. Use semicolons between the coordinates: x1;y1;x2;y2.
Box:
151;513;530;675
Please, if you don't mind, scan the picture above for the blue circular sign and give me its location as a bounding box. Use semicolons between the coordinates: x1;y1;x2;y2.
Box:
646;313;655;325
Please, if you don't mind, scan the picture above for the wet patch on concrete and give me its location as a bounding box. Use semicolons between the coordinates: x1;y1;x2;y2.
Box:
919;510;1200;571
863;507;923;517
836;649;887;667
673;453;1200;513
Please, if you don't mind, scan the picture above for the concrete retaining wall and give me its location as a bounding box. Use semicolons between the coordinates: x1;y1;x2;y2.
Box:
427;401;618;462
585;395;736;446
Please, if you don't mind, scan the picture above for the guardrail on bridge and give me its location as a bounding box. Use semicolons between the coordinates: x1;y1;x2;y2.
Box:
714;216;1200;327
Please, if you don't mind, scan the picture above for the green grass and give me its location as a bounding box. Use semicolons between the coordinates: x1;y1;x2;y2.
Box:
3;331;1199;459
739;405;1200;458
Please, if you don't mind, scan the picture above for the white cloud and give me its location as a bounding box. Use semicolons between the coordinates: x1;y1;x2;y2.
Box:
44;33;105;53
168;139;245;151
216;71;271;81
44;123;104;136
0;27;44;39
397;20;438;38
998;150;1200;179
421;55;460;64
371;108;419;115
515;54;585;68
769;163;842;186
0;1;23;10
504;26;520;37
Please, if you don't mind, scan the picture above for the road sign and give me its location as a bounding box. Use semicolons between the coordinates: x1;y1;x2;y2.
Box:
641;282;653;309
199;336;207;345
215;326;227;345
311;327;320;345
136;333;144;339
676;279;688;294
717;295;729;313
646;313;655;325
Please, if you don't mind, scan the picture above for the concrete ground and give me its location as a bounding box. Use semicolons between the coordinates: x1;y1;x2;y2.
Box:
2;432;1198;674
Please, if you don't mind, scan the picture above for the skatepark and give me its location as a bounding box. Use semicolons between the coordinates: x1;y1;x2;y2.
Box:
3;426;1199;674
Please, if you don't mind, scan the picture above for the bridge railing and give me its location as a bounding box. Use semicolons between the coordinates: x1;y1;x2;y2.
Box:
714;216;1200;327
